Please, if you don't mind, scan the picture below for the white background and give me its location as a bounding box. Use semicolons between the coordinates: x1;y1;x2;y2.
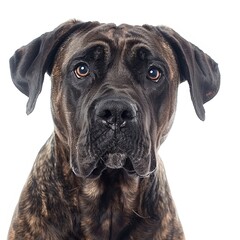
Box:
0;0;239;239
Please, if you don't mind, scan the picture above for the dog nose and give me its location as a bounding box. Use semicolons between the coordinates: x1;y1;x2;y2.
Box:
95;99;137;129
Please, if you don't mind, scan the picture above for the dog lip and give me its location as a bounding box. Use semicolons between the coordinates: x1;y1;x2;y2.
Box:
72;159;107;178
72;152;152;179
103;154;138;176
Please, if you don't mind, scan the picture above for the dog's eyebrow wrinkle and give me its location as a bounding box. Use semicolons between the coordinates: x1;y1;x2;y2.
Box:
66;41;113;67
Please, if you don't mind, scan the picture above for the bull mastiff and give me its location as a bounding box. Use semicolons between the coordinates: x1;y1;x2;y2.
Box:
8;20;220;239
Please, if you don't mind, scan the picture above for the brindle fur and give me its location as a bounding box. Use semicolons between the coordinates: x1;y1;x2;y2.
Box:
8;20;220;239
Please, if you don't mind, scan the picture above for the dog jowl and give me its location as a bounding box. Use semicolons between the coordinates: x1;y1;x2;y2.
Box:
8;20;220;240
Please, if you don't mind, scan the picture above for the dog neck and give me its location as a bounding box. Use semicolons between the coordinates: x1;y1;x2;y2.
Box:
79;170;141;238
49;133;183;239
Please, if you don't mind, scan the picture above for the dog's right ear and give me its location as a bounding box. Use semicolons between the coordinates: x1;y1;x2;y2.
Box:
10;20;98;115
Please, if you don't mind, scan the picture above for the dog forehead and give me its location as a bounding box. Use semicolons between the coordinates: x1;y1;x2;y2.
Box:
74;23;154;45
63;23;169;58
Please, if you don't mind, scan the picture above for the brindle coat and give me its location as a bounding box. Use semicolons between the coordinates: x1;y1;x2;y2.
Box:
8;20;220;239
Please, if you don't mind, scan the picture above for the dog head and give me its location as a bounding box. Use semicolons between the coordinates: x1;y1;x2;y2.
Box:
10;20;220;178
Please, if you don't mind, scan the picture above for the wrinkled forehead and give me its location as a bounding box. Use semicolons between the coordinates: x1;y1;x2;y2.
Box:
72;24;157;47
63;23;174;61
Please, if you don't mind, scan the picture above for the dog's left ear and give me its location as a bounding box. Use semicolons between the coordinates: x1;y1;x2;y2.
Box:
157;26;220;121
10;20;98;115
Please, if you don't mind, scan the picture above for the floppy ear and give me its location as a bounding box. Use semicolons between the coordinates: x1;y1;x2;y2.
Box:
10;20;97;114
158;26;220;120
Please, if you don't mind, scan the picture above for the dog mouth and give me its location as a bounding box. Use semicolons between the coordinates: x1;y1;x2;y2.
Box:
92;154;136;178
71;131;156;178
71;151;145;179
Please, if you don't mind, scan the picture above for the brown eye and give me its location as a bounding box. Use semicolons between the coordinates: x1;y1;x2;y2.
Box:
147;67;161;82
74;63;90;78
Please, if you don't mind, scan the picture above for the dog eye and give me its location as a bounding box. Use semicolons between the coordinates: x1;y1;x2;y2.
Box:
74;63;90;78
147;67;161;82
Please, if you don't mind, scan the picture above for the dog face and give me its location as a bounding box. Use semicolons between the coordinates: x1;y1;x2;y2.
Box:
10;20;220;179
51;24;180;178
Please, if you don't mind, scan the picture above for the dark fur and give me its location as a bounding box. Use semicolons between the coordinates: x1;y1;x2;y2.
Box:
8;20;220;239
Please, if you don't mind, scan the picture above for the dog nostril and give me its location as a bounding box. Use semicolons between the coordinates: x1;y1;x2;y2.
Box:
121;110;134;120
99;109;112;120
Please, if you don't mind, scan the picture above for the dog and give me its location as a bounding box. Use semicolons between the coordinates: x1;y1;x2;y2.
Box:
8;20;220;239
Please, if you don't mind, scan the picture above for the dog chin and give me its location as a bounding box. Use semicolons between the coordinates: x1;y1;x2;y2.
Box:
71;152;154;179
